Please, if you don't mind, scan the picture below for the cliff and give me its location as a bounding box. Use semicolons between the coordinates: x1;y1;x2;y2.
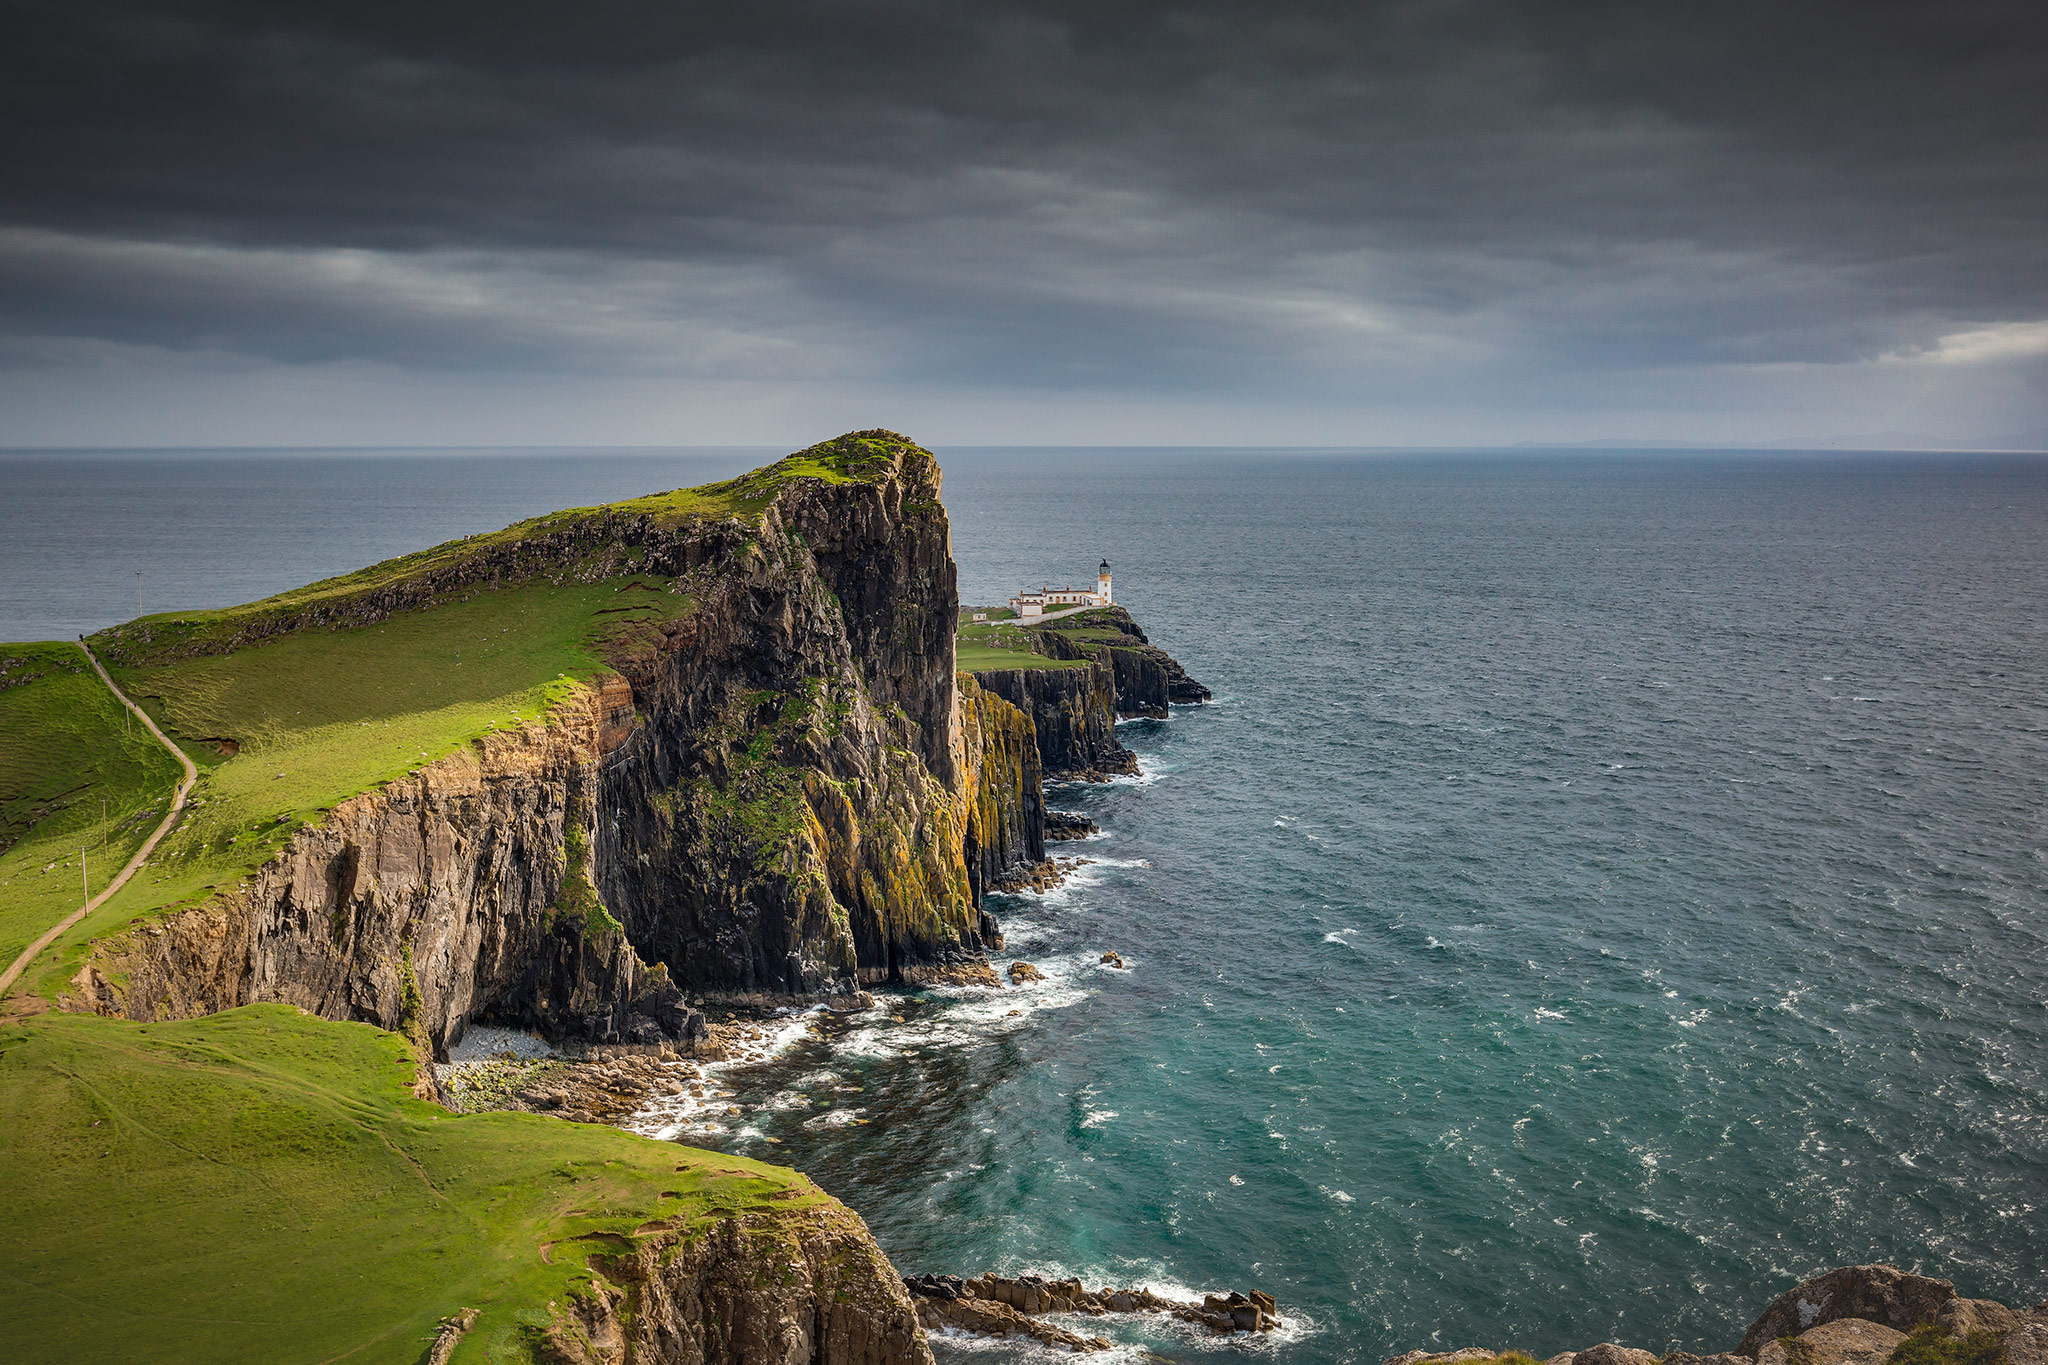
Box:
972;662;1137;781
542;1203;930;1365
957;603;1208;782
72;678;701;1055
68;431;1002;1055
957;673;1045;899
1025;606;1213;718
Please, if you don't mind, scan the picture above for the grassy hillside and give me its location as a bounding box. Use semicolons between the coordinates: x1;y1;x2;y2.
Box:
8;578;691;997
96;432;910;666
0;643;184;971
954;614;1092;674
0;1004;822;1365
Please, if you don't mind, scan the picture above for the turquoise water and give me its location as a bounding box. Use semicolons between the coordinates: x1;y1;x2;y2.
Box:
4;448;2044;1361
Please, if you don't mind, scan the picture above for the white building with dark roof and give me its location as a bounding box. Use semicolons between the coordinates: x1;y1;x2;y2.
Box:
1009;560;1113;617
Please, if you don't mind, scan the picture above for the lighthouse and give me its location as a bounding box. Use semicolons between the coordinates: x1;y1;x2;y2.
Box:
1097;559;1113;604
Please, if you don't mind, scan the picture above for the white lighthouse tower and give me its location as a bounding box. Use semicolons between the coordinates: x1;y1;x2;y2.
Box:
1096;559;1113;604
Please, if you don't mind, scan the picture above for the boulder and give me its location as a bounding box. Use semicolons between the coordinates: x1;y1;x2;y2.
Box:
1008;962;1044;985
1099;950;1125;969
1739;1266;1958;1356
1935;1300;2021;1337
1755;1319;1906;1365
1575;1344;1660;1365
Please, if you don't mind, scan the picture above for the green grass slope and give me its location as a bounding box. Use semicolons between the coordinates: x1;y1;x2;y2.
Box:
97;432;910;666
0;1004;822;1365
0;643;184;971
10;578;692;998
954;615;1091;674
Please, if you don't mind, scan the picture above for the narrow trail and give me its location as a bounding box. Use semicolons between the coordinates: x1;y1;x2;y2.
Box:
0;641;199;997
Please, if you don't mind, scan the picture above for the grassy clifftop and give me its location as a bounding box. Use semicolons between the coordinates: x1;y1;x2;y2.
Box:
92;430;918;669
0;1004;822;1365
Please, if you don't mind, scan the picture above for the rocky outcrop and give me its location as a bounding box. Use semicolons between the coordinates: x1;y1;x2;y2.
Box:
901;1273;1279;1348
971;664;1136;782
1380;1265;2046;1365
1755;1320;1905;1365
72;679;699;1058
1044;810;1098;840
1737;1266;1958;1355
539;1204;934;1365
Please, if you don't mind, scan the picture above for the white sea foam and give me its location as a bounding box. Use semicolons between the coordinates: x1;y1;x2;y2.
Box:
626;1005;832;1141
1082;1109;1119;1127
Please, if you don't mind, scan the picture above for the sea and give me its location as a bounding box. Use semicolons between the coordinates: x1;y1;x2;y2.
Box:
3;447;2044;1362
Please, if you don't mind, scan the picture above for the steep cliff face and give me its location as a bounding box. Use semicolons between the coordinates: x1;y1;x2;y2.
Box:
594;441;989;996
539;1205;934;1365
971;664;1138;782
957;673;1045;898
74;679;698;1056
74;431;998;1046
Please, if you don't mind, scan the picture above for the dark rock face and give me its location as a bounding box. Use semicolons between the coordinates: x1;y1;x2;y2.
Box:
73;680;700;1058
957;674;1045;902
1737;1265;1958;1357
595;438;992;996
972;664;1137;781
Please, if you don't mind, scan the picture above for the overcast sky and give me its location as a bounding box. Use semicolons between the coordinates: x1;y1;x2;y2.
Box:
4;0;2046;448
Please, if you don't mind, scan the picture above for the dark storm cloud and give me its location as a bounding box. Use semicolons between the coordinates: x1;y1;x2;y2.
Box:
2;0;2045;423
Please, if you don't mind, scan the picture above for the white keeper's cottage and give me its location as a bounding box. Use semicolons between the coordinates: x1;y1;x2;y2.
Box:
1009;560;1113;618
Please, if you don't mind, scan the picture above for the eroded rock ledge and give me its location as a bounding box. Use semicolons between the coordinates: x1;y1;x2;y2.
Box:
1385;1266;2048;1365
541;1204;935;1365
903;1272;1280;1353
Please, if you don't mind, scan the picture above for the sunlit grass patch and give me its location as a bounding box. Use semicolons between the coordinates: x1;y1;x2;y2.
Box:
0;1004;821;1365
0;643;184;970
